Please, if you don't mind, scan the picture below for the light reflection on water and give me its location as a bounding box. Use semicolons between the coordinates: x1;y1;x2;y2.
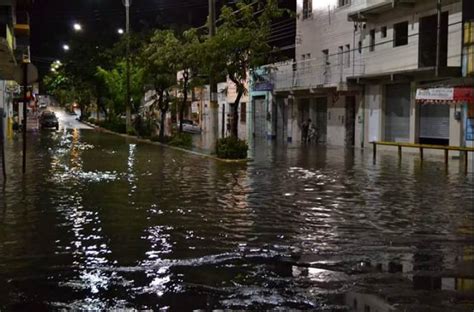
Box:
0;130;473;311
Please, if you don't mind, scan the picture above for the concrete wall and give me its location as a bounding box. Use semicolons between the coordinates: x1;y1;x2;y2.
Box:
294;0;463;78
360;1;462;76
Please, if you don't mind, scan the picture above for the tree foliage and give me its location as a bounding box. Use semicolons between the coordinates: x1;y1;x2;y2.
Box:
205;0;284;137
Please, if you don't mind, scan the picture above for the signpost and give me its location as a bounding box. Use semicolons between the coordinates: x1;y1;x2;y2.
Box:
14;62;38;174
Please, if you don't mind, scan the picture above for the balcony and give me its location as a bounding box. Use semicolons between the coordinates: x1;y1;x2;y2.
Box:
14;11;30;37
273;56;365;92
348;0;415;22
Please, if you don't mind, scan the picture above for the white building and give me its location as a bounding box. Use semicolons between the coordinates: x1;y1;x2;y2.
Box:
273;0;473;154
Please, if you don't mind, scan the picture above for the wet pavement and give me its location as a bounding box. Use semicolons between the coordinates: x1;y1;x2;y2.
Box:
0;128;473;311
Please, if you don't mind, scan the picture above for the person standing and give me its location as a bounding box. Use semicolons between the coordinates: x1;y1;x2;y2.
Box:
302;118;311;143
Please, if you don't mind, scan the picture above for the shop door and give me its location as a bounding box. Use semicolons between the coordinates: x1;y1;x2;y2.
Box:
315;97;327;143
385;84;410;142
419;104;449;145
345;96;356;146
253;97;266;140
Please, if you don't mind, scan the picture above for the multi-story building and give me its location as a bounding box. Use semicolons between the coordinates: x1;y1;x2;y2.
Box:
0;0;33;139
272;0;473;152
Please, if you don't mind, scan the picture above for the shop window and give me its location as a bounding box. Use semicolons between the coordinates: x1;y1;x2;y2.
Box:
345;44;351;68
394;21;409;46
240;102;246;123
369;29;375;52
381;26;387;38
338;46;344;66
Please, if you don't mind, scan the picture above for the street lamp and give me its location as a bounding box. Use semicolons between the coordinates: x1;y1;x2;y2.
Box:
122;0;132;132
73;23;82;31
63;44;70;51
117;28;124;35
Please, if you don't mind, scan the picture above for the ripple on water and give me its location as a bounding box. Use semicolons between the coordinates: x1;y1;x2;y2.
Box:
0;130;473;311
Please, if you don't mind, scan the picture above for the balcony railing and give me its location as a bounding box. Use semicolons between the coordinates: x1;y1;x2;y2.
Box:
273;56;365;91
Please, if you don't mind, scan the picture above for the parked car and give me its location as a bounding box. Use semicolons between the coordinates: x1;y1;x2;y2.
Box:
40;111;59;130
38;102;47;109
179;119;201;134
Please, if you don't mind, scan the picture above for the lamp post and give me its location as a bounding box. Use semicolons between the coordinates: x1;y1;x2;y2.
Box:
122;0;132;132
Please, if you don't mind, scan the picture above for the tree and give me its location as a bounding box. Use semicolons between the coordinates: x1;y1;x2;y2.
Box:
176;29;205;133
96;61;144;118
205;0;284;138
142;29;179;141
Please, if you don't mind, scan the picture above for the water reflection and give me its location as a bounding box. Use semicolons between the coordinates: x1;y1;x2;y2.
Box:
0;130;473;310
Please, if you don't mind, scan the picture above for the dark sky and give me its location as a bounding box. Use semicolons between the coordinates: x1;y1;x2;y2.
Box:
31;0;295;70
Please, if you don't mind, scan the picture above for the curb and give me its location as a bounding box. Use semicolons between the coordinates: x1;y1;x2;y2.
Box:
81;121;249;164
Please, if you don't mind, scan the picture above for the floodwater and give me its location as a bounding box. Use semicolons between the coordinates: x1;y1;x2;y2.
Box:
0;129;473;311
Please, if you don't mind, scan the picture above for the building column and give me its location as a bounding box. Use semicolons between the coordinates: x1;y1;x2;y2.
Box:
450;104;463;156
409;81;419;144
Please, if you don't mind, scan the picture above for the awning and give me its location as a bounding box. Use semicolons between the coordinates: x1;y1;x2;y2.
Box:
416;87;474;104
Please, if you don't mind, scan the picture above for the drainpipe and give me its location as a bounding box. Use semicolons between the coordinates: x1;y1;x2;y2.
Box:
435;0;442;77
361;88;366;149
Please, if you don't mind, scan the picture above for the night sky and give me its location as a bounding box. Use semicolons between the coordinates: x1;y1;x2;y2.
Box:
30;0;295;71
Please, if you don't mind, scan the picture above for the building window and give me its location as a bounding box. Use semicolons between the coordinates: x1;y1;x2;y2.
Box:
358;41;362;53
303;0;312;19
322;49;329;65
369;29;375;52
338;46;344;66
345;44;351;67
381;26;387;38
240;102;246;123
338;0;350;7
394;21;409;46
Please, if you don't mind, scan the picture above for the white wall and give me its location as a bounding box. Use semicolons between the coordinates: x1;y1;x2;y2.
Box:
360;1;462;75
295;0;463;79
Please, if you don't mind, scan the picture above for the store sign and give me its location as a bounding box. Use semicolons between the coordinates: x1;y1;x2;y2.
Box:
416;88;454;101
253;82;274;92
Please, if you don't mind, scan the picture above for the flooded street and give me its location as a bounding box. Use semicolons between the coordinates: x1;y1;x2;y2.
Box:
0;129;473;311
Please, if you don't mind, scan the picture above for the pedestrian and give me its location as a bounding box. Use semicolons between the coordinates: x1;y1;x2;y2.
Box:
302;118;311;143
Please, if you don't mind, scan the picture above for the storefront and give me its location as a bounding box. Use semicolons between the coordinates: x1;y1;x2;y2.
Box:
416;87;474;146
385;84;411;142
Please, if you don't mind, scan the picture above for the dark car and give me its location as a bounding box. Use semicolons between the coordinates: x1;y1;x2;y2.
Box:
40;111;59;130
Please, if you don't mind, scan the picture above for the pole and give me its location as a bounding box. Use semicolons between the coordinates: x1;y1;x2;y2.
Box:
125;0;131;133
435;0;441;77
0;108;6;182
22;62;28;174
209;0;219;147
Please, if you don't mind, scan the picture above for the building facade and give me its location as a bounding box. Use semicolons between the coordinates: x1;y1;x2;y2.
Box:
272;0;473;154
0;0;32;139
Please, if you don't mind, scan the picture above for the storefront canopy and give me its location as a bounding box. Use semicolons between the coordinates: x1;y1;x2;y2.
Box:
416;87;474;104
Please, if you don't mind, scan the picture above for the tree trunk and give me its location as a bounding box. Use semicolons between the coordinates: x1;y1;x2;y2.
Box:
179;73;189;133
159;109;166;141
231;90;243;138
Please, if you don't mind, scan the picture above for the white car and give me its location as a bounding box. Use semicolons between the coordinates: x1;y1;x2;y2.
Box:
39;102;47;109
179;120;201;134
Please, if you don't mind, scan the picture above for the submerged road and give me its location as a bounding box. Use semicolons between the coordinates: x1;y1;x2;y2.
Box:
0;124;473;311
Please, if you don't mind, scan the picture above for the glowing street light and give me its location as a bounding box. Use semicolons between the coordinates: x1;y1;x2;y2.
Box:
73;23;82;31
117;28;124;35
63;44;70;51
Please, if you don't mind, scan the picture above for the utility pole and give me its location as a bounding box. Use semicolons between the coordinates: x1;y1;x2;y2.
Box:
22;62;28;174
124;0;132;132
435;0;441;77
209;0;219;146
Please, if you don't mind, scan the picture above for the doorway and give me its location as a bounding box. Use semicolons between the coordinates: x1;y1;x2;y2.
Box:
419;104;450;145
253;97;267;141
345;96;356;146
